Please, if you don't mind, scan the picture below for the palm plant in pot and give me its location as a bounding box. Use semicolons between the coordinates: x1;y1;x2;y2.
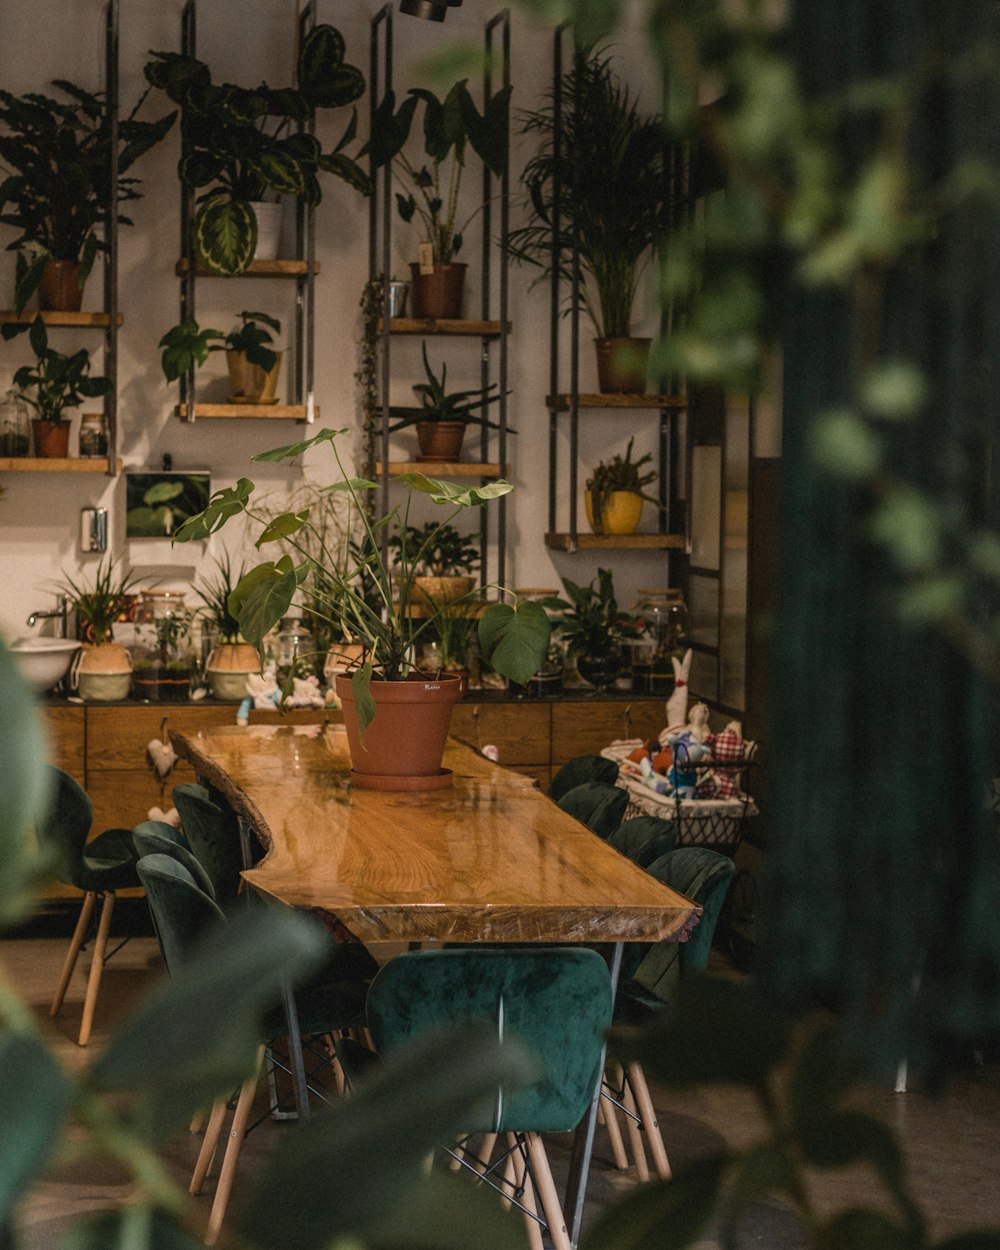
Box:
508;49;674;393
585;437;658;535
159;311;282;404
541;567;640;692
144;24;368;276
173;426;550;789
365;80;511;319
388;342;508;462
195;553;260;701
56;556;140;701
10;317;112;457
0;78;175;313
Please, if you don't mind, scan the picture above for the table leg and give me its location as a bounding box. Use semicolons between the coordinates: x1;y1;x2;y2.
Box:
564;941;623;1248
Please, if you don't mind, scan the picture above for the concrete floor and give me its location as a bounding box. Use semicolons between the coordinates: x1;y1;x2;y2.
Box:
4;929;1000;1249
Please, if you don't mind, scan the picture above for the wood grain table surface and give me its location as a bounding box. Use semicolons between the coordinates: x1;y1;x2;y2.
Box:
171;723;700;947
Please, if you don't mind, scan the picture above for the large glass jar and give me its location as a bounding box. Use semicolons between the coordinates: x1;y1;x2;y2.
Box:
275;614;316;683
632;588;687;694
131;590;195;702
0;390;30;457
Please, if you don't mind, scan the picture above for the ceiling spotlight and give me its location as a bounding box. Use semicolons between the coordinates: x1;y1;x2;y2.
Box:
399;0;462;20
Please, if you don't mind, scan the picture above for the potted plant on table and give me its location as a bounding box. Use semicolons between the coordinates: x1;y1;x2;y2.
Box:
10;317;112;457
366;80;511;319
541;567;640;692
173;426;550;789
195;553;261;701
144;24;368;276
159;311;283;404
388;520;480;611
508;49;674;393
585;436;659;535
56;556;140;701
0;79;175;313
388;342;509;462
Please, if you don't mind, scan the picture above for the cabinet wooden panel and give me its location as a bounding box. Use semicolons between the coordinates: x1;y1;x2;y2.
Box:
86;766;200;833
86;705;235;772
450;703;550;766
44;707;85;780
551;700;666;764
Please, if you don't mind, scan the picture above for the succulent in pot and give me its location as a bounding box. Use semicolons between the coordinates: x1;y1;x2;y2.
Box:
0;79;175;313
388;521;480;611
585;437;658;535
173;427;551;788
365;80;511;318
195;553;261;701
159;311;282;404
144;24;369;276
56;556;140;701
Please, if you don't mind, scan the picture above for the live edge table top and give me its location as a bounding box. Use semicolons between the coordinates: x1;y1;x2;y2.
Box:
171;724;699;947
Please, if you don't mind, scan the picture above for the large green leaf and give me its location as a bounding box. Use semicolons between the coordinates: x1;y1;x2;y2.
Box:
61;1206;203;1250
395;474;514;507
460;83;512;180
818;1209;911;1250
0;1034;72;1225
229;558;303;655
369;1168;528;1250
194;196;257;276
256;509;311;546
477;601;551;686
172;478;254;543
580;1158;727;1250
250;426;347;462
88;908;325;1140
235;1024;537;1250
350;661;377;739
722;1142;800;1248
298;24;366;110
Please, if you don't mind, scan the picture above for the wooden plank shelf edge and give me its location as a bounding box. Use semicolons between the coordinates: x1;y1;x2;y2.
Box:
545;532;686;551
0;311;123;327
376;461;508;477
546;393;688;411
0;457;123;474
174;259;318;277
175;404;319;421
380;318;510;337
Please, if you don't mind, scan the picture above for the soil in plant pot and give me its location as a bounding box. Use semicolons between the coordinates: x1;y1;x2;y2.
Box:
32;419;71;458
38;260;84;312
416;420;466;462
594;337;651;394
409;262;466;319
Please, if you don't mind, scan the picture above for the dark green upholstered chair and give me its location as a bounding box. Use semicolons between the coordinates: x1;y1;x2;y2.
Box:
556;780;629;838
603;847;736;1183
607;816;679;868
40;766;141;1046
172;782;245;904
133;820;216;901
367;947;613;1250
549;754;619;802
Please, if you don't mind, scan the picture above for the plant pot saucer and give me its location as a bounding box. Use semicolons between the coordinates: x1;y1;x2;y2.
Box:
228;396;279;405
350;767;454;791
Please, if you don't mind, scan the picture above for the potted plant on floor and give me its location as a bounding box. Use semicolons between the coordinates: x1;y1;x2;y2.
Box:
388;342;509;462
366;80;511;318
508;49;674;393
541;568;640;692
195;554;261;700
144;24;368;276
585;436;659;535
0;79;175;313
159;311;282;404
173;426;550;789
388;520;480;611
10;317;112;457
57;556;140;701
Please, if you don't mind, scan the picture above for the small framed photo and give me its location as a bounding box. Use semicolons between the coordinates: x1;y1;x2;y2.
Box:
125;470;211;539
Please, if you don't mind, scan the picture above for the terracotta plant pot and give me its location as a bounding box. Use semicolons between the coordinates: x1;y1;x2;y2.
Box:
416;420;466;462
412;575;477;610
594;337;652;394
585;489;644;535
409;262;467;319
71;642;133;703
32;419;70;458
205;642;261;701
38;259;83;312
226;350;282;404
335;672;463;789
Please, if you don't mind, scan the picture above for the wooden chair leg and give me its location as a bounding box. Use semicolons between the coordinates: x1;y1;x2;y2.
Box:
515;1142;545;1250
618;1064;649;1182
50;890;95;1018
524;1132;572;1250
599;1084;630;1171
500;1134;518;1211
189;1110;205;1134
626;1060;671;1180
78;891;115;1046
205;1052;263;1246
190;1099;228;1194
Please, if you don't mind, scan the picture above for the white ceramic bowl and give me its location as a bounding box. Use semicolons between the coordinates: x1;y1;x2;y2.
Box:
9;638;82;692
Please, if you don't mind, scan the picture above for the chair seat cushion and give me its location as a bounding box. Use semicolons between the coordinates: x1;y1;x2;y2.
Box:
78;826;141;893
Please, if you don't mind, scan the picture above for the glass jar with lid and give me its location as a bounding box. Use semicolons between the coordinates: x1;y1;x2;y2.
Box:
275;615;316;683
0;390;30;457
632;588;687;694
78;412;108;458
131;590;195;702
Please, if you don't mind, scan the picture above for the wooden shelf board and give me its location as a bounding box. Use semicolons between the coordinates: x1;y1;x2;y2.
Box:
545;531;686;552
0;311;122;327
0;457;122;474
175;259;318;277
380;318;509;337
547;393;687;411
377;461;508;478
175;404;318;421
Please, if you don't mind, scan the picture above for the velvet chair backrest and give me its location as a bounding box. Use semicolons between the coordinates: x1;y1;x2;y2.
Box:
549;754;619;803
172;783;244;903
608;816;679;867
34;767;92;889
136;853;226;975
133;821;217;900
556;781;629;839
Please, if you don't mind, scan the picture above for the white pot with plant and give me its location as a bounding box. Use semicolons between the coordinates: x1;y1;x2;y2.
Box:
195;554;261;701
59;557;140;702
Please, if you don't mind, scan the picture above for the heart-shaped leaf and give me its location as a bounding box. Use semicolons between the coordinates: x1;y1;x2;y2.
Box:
477;601;551;686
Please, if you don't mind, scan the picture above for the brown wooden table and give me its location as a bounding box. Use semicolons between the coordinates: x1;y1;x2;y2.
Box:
171;723;699;1244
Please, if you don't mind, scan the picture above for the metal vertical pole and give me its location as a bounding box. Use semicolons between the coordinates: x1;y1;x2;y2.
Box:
104;0;119;475
547;29;563;537
180;1;197;422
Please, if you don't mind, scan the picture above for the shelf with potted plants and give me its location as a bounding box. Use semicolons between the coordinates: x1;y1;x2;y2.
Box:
144;3;369;423
0;5;175;475
366;9;512;589
510;37;689;554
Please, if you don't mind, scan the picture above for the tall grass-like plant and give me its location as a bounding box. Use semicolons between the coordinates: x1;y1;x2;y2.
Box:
55;556;139;644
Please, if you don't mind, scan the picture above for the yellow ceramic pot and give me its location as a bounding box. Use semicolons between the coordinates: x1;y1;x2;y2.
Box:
226;350;282;404
584;489;643;535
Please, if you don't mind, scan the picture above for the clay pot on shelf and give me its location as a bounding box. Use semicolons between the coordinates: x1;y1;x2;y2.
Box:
416;420;466;462
205;642;261;701
226;350;282;404
409;262;466;320
38;259;83;312
584;489;644;535
32;419;71;458
594;337;651;394
70;642;133;702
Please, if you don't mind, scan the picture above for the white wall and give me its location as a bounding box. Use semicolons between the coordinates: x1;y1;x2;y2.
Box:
0;0;673;641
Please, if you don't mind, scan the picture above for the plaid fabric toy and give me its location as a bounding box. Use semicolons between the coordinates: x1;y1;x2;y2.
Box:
702;723;746;798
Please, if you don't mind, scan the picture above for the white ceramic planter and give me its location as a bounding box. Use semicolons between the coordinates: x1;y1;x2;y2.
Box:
251;201;284;261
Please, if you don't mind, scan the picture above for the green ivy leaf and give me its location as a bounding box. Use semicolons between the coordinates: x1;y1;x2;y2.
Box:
723;1142;799;1247
861;360;927;421
868;488;942;571
0;1034;71;1225
369;1169;528;1249
477;601;551;686
810;408;882;479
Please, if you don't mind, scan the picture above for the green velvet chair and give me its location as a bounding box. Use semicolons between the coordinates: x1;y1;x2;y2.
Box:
171;782;245;904
607;815;679;867
40;766;141;1046
556;780;629;838
548;754;619;802
367;947;613;1250
132;820;217;901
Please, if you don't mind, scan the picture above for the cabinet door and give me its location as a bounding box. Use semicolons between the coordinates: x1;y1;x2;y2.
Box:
551;700;665;765
44;707;86;782
86;706;236;772
450;703;550;768
87;768;195;835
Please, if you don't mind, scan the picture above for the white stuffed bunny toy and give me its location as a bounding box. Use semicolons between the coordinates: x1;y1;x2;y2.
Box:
660;648;693;744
